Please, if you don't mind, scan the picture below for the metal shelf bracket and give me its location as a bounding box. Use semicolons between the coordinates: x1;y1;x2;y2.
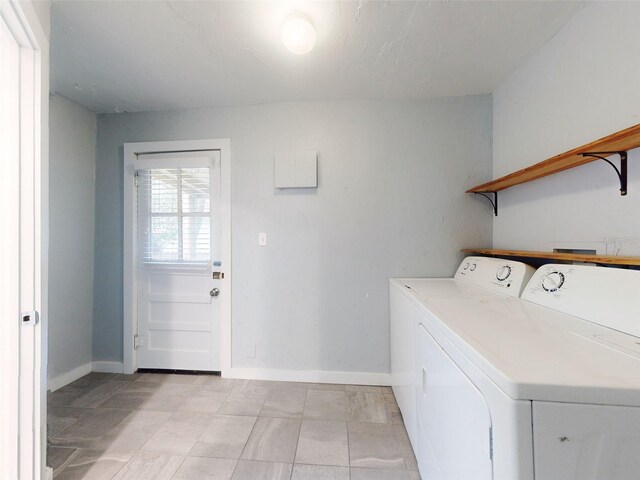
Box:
474;191;498;216
580;151;628;195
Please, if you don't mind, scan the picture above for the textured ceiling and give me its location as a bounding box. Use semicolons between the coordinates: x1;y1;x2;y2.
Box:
51;0;584;113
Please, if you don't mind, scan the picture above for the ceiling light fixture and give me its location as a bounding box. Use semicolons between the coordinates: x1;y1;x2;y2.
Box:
281;12;316;55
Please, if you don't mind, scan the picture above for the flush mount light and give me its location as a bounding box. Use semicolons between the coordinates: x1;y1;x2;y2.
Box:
281;12;316;55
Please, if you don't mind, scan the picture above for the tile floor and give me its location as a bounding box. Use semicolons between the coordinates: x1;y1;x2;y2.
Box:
48;372;421;480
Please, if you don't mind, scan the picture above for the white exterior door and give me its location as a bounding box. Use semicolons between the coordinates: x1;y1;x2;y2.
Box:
0;2;43;478
135;151;222;371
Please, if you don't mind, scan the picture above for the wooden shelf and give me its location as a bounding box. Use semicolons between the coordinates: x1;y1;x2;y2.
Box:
462;248;640;266
467;123;640;193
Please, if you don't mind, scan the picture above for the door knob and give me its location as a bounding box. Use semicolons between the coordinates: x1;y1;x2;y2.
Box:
210;288;220;297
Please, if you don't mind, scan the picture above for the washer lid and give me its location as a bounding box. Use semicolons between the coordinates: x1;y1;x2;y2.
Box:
419;295;640;407
392;256;535;300
585;333;640;358
393;278;496;301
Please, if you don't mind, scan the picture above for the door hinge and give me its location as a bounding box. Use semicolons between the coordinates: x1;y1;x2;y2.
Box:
134;335;143;349
489;426;494;460
134;170;139;187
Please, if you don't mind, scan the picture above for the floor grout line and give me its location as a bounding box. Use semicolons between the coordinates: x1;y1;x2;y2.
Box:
50;446;83;479
167;453;188;480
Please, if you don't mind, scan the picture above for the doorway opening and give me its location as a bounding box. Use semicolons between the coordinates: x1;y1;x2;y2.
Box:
123;140;231;376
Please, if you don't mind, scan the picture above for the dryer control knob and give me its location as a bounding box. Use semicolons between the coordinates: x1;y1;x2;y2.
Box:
496;265;511;281
542;271;565;292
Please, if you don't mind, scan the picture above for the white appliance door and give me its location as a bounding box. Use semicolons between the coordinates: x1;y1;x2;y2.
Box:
417;324;494;480
390;284;420;447
135;152;222;371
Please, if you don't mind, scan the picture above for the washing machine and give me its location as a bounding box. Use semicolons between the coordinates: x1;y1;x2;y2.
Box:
392;261;640;480
390;256;535;453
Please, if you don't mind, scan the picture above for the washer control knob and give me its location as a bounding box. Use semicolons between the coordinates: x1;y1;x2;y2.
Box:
469;263;477;271
463;262;470;270
542;271;565;292
496;265;511;281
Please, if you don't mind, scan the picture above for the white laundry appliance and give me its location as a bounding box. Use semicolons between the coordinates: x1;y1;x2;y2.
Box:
390;259;640;480
390;256;535;452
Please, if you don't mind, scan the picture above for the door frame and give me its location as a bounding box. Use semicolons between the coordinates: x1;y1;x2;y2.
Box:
0;1;48;478
123;139;231;375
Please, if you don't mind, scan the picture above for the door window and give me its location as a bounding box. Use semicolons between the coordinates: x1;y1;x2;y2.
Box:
137;167;211;265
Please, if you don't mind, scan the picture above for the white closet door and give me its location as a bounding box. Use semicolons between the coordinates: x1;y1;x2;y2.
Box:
0;3;42;478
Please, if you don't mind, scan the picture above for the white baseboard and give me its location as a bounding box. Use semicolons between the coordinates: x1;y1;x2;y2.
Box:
92;361;124;374
49;364;385;387
47;362;92;392
47;361;125;392
226;367;391;386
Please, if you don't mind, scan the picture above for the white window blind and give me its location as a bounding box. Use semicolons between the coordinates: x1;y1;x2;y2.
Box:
137;167;211;265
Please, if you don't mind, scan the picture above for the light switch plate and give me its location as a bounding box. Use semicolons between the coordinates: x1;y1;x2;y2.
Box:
259;232;267;246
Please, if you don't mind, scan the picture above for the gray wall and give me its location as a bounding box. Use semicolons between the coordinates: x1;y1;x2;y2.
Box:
94;97;493;373
29;0;51;39
493;2;640;256
48;94;96;382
